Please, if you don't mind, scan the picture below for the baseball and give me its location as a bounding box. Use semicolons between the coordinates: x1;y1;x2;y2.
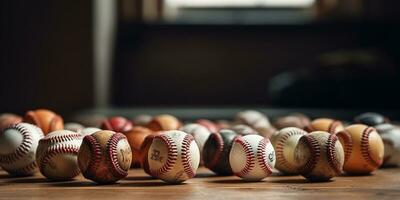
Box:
123;126;153;167
147;114;181;131
181;123;211;159
64;123;85;133
0;123;44;176
375;124;400;167
140;133;161;176
274;113;311;130
196;119;219;133
305;118;344;134
354;112;387;126
132;114;152;126
203;129;239;175
235;110;271;129
230;124;258;136
147;130;200;184
336;124;384;174
78;130;132;184
0;113;22;131
80;127;102;137
100;116;133;133
229;135;275;181
294;131;345;182
270;127;307;174
36;130;82;180
24;109;64;135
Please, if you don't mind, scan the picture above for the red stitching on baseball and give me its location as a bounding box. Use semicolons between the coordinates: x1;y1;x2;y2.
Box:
326;134;342;175
107;133;129;179
257;138;273;176
328;121;341;134
361;127;382;168
275;128;305;173
41;133;82;145
10;161;38;176
181;134;196;179
336;130;353;163
39;144;81;178
204;132;224;170
0;124;34;164
81;135;102;179
151;134;178;177
233;137;255;177
298;135;320;175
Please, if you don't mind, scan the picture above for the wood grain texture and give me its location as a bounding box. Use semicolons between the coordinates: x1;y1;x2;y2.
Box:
0;167;399;200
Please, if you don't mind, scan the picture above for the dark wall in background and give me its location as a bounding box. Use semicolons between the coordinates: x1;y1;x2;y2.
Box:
0;1;94;115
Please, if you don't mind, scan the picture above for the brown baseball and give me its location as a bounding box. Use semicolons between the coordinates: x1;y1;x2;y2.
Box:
305;118;344;134
336;124;384;174
23;109;64;135
139;131;165;176
123;126;153;168
78;130;132;184
147;114;181;131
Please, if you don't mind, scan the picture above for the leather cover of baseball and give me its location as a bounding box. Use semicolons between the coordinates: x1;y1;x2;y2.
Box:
295;131;344;182
123;126;153;168
274;113;310;130
181;123;211;156
229;135;275;181
147;130;200;184
64;123;85;133
230;125;258;136
354;112;387;126
80;127;101;137
203;129;239;175
305;118;344;134
270;127;307;174
196;119;219;133
0;113;22;131
36;130;82;180
24;109;64;135
235;110;271;129
100;117;133;133
0;123;44;176
78;130;132;184
336;124;384;174
375;124;400;167
147;115;181;131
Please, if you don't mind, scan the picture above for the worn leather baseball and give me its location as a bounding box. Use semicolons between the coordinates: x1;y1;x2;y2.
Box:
375;124;400;167
147;114;181;131
0;113;22;131
80;127;102;137
140;134;159;176
203;129;239;175
305;118;344;134
274;113;311;130
100;117;133;133
229;135;275;181
270;127;307;174
132;114;152;126
354;112;388;127
64;123;85;133
235;110;271;129
36;130;82;180
78;130;132;184
123;126;153;168
230;125;258;136
336;124;384;174
181;123;211;165
24;109;64;135
0;123;44;176
147;130;200;184
196;119;219;133
294;131;345;182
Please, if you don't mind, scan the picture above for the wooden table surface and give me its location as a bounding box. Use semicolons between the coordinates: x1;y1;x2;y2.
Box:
0;167;399;200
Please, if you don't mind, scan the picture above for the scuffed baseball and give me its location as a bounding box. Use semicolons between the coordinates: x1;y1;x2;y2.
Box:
148;130;200;184
294;131;345;182
305;118;344;134
229;135;275;181
23;109;64;135
270;127;307;174
336;124;384;174
375;124;400;167
0;123;44;176
36;130;82;180
80;127;102;137
78;130;132;184
147;114;181;131
181;123;211;159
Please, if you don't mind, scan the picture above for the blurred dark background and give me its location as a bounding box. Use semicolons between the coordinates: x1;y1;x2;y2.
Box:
1;0;400;116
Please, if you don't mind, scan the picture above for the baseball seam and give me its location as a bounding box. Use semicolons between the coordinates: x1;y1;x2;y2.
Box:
204;133;224;170
107;133;129;179
328;121;341;134
151;134;178;177
81;135;102;179
326;134;342;175
9;161;38;176
275;129;304;173
0;124;33;164
39;143;80;178
41;134;82;145
181;134;196;179
257;138;273;176
361;127;382;168
233;137;255;177
336;130;353;163
298;135;320;175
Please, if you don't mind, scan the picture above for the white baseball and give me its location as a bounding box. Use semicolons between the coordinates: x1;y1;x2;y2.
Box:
64;123;85;133
235;110;271;129
230;124;259;135
375;124;400;167
181;123;211;155
36;130;82;180
148;130;200;184
229;135;275;181
79;127;101;136
0;123;44;176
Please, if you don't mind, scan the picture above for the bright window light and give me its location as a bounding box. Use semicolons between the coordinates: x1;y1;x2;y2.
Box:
165;0;316;8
